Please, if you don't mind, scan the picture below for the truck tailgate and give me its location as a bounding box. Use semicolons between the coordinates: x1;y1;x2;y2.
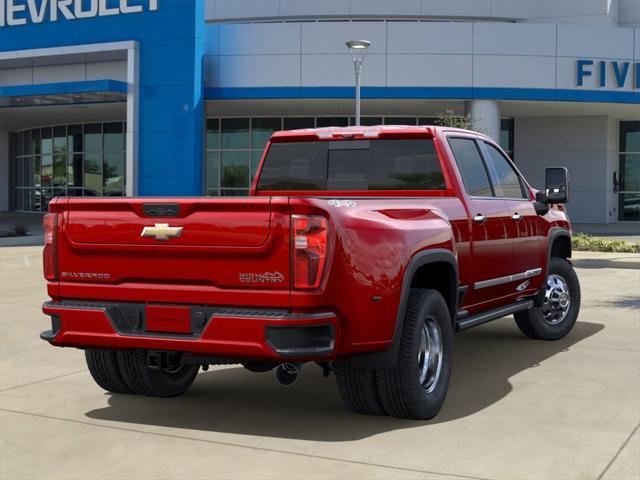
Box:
54;197;291;308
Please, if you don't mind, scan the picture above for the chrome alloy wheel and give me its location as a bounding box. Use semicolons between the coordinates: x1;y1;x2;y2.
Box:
541;274;571;325
418;317;443;393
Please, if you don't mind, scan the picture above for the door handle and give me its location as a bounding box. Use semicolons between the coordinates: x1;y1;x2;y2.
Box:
512;213;522;221
473;214;486;224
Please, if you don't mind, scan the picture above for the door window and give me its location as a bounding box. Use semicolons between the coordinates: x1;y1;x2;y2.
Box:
482;142;527;199
448;137;493;197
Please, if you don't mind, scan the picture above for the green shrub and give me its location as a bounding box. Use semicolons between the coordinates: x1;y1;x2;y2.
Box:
572;233;640;253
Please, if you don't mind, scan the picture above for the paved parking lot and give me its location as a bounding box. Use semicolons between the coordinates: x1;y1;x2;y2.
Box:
0;246;638;480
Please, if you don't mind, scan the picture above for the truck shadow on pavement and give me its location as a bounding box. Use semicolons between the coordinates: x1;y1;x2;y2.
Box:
85;320;603;441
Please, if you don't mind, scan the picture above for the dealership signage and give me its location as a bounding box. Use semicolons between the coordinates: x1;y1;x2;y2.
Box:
0;0;157;26
577;59;640;88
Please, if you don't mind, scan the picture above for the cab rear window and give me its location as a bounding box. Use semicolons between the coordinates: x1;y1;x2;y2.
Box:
256;139;445;191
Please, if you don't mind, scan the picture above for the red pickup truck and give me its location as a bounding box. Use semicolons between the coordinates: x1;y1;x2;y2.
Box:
41;125;580;420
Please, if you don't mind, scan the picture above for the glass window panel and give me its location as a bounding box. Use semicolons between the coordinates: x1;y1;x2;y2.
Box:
104;152;125;194
41;154;53;187
67;153;83;187
500;119;514;155
448;138;493;197
284;117;314;130
16;132;24;156
40;189;53;210
316;117;348;128
53;126;66;155
31;189;41;212
221;151;250;188
206;118;220;150
221;189;249;197
620;154;640;192
33;155;41;187
103;123;124;152
221;118;249;149
251;150;263;180
419;117;438;125
620;121;640;152
67;124;83;152
618;193;640;221
16;189;24;211
41;128;52;154
482;142;525;198
23;130;31;155
350;116;383;126
251;118;281;151
258;139;445;191
206;151;220;195
385;117;417;125
31;129;41;155
53;154;66;186
84;124;102;152
84;152;103;195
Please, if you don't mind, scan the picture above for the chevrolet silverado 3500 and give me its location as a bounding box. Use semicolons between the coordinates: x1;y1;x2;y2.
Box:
41;125;580;420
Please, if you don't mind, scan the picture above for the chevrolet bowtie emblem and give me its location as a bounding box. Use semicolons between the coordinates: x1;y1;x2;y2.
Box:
140;223;183;241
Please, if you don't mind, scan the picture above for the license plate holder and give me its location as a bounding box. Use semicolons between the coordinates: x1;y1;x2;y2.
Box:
146;305;192;334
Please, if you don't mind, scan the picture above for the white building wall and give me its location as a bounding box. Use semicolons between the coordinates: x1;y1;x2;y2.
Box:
0;60;127;86
205;21;639;97
514;116;616;224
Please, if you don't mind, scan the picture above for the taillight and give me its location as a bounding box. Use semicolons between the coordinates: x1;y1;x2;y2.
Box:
43;213;58;281
292;215;328;289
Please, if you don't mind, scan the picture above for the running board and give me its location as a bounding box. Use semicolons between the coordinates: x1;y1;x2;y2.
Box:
455;300;534;332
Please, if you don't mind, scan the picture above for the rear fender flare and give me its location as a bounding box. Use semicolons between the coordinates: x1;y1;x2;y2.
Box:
348;248;458;370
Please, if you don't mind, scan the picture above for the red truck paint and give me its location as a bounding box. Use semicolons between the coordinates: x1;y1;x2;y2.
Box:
41;126;571;363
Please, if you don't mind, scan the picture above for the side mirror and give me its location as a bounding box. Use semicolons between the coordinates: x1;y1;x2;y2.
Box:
545;167;569;204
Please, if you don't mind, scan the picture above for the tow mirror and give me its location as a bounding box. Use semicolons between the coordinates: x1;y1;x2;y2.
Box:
544;167;569;204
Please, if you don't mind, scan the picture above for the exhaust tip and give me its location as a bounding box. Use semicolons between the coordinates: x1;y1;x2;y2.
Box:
275;363;300;387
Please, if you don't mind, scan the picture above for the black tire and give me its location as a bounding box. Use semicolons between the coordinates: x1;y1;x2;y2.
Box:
334;361;386;416
85;349;133;394
376;289;453;420
117;350;199;397
515;257;581;340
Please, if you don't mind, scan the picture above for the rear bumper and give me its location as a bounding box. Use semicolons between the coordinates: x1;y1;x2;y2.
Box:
41;300;338;361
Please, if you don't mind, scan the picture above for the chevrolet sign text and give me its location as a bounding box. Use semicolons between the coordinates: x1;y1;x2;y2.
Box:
0;0;158;27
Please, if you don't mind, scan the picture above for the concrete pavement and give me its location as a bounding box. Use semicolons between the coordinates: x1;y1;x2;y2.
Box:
0;246;638;480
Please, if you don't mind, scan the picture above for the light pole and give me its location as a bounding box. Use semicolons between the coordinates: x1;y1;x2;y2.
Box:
346;39;371;126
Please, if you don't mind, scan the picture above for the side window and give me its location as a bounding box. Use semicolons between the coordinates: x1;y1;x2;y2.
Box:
448;137;493;197
482;142;527;199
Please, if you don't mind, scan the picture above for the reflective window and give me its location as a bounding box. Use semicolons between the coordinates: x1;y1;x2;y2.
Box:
482;142;526;199
500;119;515;160
12;122;126;211
283;117;314;130
316;117;348;127
448;137;493;197
257;139;444;191
221;118;249;149
221;151;250;189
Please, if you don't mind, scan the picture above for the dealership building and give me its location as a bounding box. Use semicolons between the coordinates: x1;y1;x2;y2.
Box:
0;0;639;223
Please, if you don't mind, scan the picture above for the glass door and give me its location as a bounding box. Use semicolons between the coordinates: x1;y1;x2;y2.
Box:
618;121;640;221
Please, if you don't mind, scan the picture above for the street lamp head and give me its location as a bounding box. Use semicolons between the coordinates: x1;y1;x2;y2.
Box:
346;39;372;50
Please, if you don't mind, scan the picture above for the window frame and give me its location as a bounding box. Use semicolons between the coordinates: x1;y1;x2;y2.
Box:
477;139;530;200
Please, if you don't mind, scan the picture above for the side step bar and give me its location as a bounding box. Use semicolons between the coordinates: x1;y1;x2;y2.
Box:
455;300;534;332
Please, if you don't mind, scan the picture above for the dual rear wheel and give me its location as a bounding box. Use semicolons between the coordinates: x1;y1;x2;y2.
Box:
335;289;453;420
85;349;198;397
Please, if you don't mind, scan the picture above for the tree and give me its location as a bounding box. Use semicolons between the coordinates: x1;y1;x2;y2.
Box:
433;109;474;130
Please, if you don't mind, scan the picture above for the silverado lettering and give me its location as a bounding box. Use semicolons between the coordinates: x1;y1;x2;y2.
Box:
41;125;581;420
